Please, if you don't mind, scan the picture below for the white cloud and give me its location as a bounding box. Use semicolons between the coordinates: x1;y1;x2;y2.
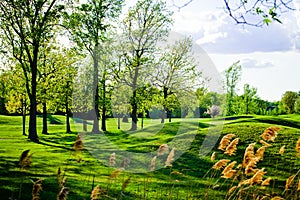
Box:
240;58;275;69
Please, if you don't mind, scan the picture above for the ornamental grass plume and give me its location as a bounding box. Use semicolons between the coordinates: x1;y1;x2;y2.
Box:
109;153;116;167
261;127;281;142
270;197;284;200
32;179;42;200
165;148;175;167
120;158;129;169
228;186;237;194
250;168;266;186
261;177;272;186
121;177;131;191
297;178;300;191
243;143;256;167
225;138;239;156
109;169;122;179
19;149;32;169
221;161;236;175
221;170;237;179
210;152;216;162
285;175;295;190
296;138;300;157
57;186;69;200
255;146;266;161
259;140;272;147
245;158;259;175
218;134;235;151
150;156;157;171
212;159;231;170
74;135;83;151
157;144;169;156
91;185;100;200
279;145;285;155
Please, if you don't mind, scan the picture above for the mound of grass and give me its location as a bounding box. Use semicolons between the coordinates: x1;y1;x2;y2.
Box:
0;115;299;199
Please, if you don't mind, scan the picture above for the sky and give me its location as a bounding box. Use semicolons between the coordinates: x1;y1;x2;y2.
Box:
125;0;300;102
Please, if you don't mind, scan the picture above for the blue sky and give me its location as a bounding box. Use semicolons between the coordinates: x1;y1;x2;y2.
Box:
125;0;300;101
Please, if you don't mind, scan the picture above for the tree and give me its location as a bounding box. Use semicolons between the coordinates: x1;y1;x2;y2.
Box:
117;0;173;130
224;61;242;116
66;0;123;133
242;84;258;114
0;0;65;142
281;91;298;114
153;36;201;123
172;0;295;27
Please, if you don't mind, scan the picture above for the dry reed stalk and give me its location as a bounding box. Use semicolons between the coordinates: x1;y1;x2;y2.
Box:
57;186;69;200
32;179;42;200
150;156;157;171
228;186;237;194
297;178;300;191
91;185;100;200
250;168;266;186
74;135;83;151
121;177;131;191
109;153;116;167
285;175;295;190
259;140;272;147
255;146;266;161
225;138;239;156
279;145;285;155
270;196;284;200
212;159;231;170
210;152;216;162
165;148;175;167
261;127;281;142
218;134;235;151
238;179;250;187
157;144;169;156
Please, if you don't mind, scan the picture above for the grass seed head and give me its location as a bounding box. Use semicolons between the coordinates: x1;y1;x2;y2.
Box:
32;179;42;200
255;146;266;161
285;175;295;190
165;148;175;167
57;186;69;200
261;177;272;186
250;168;266;186
122;177;131;191
74;135;83;151
279;145;285;155
218;134;235;151
261;127;281;142
259;140;272;147
212;159;231;170
19;149;32;169
221;170;237;179
222;161;237;175
157;144;169;156
109;153;116;167
91;185;100;200
296;138;300;157
210;152;216;162
224;138;239;156
150;156;157;171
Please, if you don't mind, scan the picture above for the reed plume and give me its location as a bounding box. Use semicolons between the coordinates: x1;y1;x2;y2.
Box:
109;153;116;167
259;140;272;147
222;161;236;175
270;197;284;200
32;179;42;200
165;148;175;167
218;134;235;151
228;186;237;194
261;177;272;186
212;159;231;170
297;178;300;191
261;127;281;142
19;149;32;169
296;138;300;157
120;158;129;169
255;146;266;161
243;143;256;167
279;145;285;155
210;152;216;162
57;186;69;200
121;177;131;191
157;144;169;156
74;135;83;151
225;138;239;156
245;158;259;175
91;185;100;200
250;168;266;186
285;175;295;190
109;169;122;179
150;156;157;171
221;170;237;179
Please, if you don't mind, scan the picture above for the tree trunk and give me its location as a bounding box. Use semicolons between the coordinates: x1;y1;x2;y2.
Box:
101;74;106;131
168;110;172;122
66;96;71;133
161;86;168;124
28;58;38;142
22;98;26;136
92;48;100;134
131;89;138;131
141;112;144;129
118;115;121;129
42;102;47;134
83;120;87;131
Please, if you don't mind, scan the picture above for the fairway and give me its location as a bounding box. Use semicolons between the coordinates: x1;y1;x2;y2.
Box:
0;114;299;199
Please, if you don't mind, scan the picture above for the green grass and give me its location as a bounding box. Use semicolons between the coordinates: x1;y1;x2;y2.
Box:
0;114;299;199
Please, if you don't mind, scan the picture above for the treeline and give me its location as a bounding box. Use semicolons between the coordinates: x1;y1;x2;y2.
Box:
0;0;298;142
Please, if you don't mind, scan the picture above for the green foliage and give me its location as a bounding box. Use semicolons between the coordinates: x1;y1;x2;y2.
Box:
282;91;298;114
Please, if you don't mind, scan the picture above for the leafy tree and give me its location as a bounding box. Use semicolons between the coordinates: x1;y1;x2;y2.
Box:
153;37;201;123
0;0;66;142
65;0;124;133
281;91;298;114
242;84;258;114
224;61;242;116
117;0;173;130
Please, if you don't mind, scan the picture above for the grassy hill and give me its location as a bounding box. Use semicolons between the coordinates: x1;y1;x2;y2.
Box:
0;114;299;199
